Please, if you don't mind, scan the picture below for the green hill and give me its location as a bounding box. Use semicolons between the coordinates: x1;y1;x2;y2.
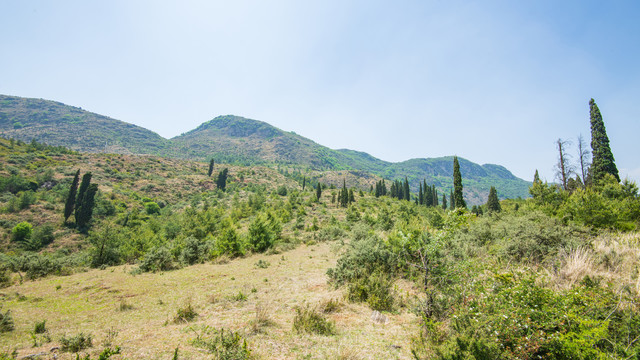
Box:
0;95;168;155
0;94;531;204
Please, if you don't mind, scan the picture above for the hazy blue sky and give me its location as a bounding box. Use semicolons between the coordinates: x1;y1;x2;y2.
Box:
1;1;639;182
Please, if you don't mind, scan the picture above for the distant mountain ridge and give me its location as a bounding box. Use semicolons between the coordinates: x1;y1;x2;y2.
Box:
0;94;531;203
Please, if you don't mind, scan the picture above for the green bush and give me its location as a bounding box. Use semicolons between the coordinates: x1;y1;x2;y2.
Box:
248;213;281;252
192;326;251;359
34;320;46;334
347;271;394;311
180;236;209;265
215;227;244;258
173;300;198;323
11;221;32;243
292;305;336;336
138;246;175;272
60;332;92;352
145;201;161;215
327;235;396;286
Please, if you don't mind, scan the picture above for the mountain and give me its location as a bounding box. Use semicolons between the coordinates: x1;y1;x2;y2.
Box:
0;95;168;155
0;94;531;203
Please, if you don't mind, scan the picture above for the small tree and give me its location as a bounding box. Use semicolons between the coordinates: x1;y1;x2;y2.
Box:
486;186;501;213
216;168;229;191
315;183;322;202
64;170;80;223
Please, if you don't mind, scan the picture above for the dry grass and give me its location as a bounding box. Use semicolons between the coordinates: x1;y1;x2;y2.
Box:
0;241;420;359
548;232;640;295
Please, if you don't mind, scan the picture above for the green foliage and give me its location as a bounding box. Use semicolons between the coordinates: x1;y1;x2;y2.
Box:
589;98;619;182
0;307;14;333
174;300;198;323
214;227;244;258
33;320;47;334
144;201;161;215
89;225;123;268
76;183;98;230
429;274;640;359
180;236;209;265
191;326;252;360
452;157;466;209
247;213;281;253
64;170;80;222
11;221;32;243
292;305;336;336
327;235;397;288
216;168;229;192
347;270;394;311
138;246;175;273
60;332;93;353
486;186;501;213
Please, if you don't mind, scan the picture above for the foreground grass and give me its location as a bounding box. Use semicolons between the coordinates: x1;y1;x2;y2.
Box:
0;241;419;359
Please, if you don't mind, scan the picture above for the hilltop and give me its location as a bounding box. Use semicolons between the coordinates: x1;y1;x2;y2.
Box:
0;94;531;204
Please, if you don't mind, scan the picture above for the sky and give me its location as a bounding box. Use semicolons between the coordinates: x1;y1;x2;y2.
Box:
1;1;639;183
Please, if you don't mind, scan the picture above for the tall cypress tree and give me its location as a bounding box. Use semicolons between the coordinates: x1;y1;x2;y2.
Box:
533;169;541;184
315;183;322;202
453;156;466;209
418;182;424;205
449;190;455;210
442;194;447;210
403;177;410;201
207;159;215;177
76;184;98;230
75;172;92;222
64;170;80;223
589;98;619;182
486;186;501;213
432;185;438;207
302;177;306;191
216;168;229;191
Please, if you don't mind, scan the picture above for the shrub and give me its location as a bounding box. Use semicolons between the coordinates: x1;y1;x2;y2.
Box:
174;300;198;323
13;254;63;280
276;185;288;196
34;320;46;334
138;246;175;273
215;227;244;258
248;213;280;252
145;201;161;215
11;221;32;243
347;271;394;311
180;236;209;265
254;259;270;269
60;332;92;352
316;226;346;242
31;224;55;248
192;326;251;359
0;308;14;333
327;235;396;286
292;304;336;336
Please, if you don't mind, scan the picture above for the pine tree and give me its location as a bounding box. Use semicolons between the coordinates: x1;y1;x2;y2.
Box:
315;183;322;202
216;168;229;191
76;184;98;230
207;159;215;177
486;186;501;213
589;98;620;182
452;157;466;209
64;170;80;223
75;172;92;222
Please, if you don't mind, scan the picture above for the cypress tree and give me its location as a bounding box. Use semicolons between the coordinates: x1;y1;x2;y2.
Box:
64;170;80;223
75;172;92;222
589;98;619;182
533;169;541;184
442;194;447;210
216;168;229;191
449;190;455;210
316;183;322;202
76;184;98;230
348;189;355;203
486;186;501;213
418;182;424;205
207;159;215;177
302;177;306;190
403;178;410;201
453;157;466;208
433;186;438;207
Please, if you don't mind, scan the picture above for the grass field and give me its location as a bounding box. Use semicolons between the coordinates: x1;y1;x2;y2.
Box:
1;240;420;359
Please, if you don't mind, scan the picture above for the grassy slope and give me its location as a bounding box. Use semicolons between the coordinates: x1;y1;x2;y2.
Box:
1;241;419;359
